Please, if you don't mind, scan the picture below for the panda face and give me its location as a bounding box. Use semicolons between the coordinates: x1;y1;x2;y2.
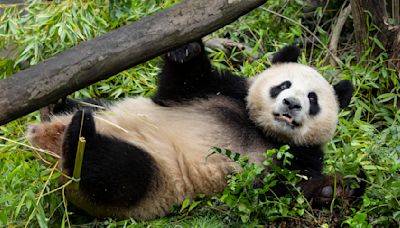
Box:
247;62;339;146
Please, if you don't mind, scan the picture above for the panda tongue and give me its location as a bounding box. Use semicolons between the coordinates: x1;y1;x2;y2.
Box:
276;114;293;125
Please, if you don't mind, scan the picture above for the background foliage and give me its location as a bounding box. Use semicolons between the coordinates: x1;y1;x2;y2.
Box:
0;0;399;227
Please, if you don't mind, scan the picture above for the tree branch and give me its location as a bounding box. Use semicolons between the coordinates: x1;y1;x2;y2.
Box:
0;0;266;125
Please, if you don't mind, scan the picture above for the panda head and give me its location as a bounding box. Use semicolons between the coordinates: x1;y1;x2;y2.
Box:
247;46;353;146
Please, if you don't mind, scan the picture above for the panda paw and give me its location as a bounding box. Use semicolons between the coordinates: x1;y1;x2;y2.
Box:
166;42;203;64
39;97;68;122
300;173;366;208
26;121;66;155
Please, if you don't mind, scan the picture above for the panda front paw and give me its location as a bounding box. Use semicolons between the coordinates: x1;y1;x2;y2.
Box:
300;173;366;208
166;42;203;64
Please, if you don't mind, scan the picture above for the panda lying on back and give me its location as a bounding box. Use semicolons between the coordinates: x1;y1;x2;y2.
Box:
27;41;361;219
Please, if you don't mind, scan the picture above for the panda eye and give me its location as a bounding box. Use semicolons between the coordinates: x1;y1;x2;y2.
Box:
270;81;291;98
308;92;318;103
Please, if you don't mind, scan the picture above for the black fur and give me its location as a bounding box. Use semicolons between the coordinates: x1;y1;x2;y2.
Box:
270;80;292;98
282;144;324;177
334;80;354;108
62;110;157;208
271;45;301;64
152;41;248;105
40;97;109;122
282;97;302;110
308;92;320;116
52;98;109;114
210;98;268;163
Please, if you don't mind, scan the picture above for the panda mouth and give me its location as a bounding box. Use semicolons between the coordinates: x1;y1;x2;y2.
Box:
273;113;301;127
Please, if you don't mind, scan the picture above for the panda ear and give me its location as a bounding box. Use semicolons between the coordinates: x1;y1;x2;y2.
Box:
333;80;354;108
272;45;301;64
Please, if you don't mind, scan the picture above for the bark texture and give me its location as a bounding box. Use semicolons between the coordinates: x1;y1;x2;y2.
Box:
350;0;400;70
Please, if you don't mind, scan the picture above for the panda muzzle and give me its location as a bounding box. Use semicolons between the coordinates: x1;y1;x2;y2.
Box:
273;113;301;127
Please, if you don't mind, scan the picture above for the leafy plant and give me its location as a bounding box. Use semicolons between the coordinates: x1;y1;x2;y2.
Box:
215;146;311;225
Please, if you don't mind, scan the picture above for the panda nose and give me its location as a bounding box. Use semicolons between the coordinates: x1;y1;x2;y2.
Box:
283;97;302;110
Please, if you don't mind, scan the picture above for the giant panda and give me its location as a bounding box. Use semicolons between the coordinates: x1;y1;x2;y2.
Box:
26;41;360;219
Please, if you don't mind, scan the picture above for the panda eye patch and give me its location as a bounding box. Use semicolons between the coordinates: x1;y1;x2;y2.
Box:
308;92;317;103
308;92;320;115
270;81;291;98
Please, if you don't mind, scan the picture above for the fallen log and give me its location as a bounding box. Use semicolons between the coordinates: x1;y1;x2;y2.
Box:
0;0;266;125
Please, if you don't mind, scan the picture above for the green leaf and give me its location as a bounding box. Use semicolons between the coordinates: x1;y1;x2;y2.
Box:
372;36;386;51
179;198;190;212
0;210;7;225
188;200;201;212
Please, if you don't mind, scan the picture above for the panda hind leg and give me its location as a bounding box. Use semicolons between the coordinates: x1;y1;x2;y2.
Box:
62;110;157;209
40;97;109;121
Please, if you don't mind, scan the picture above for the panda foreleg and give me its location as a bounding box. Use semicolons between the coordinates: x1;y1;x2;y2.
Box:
271;147;365;208
153;40;248;105
61;110;158;217
152;41;216;104
298;172;366;208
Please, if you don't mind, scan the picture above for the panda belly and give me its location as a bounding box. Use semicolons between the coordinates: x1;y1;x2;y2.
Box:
102;96;269;162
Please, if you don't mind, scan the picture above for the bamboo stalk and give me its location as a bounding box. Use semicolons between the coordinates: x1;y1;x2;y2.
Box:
71;110;87;190
71;137;86;190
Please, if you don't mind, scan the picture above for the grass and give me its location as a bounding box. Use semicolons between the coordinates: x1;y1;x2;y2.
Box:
0;0;399;227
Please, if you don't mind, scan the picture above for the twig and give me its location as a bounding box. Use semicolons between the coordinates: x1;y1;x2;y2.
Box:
264;8;342;66
62;187;71;228
329;4;352;66
42;179;73;197
0;135;61;159
24;161;59;228
94;115;129;133
203;37;261;62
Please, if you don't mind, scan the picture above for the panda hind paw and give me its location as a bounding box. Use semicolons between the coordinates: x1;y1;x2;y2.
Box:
67;110;96;140
39;97;69;121
166;42;202;64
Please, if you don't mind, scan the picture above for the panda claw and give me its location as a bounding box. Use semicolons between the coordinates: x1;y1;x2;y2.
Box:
166;42;203;64
321;185;333;197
